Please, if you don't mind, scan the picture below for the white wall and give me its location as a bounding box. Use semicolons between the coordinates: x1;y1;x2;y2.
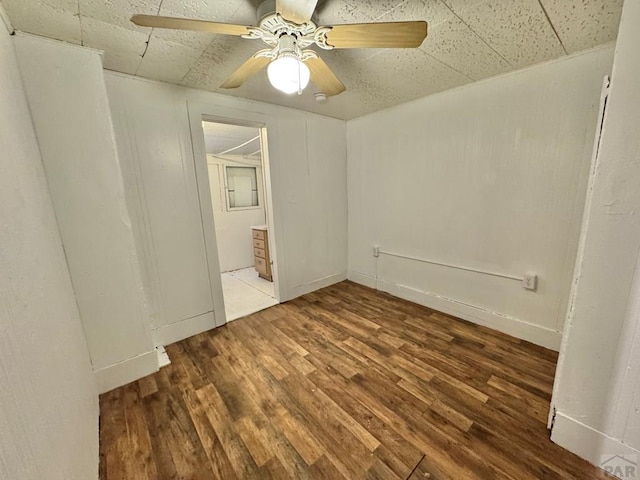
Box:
105;73;216;345
13;34;157;393
550;0;640;470
105;72;347;342
0;17;98;480
207;154;267;273
347;45;614;350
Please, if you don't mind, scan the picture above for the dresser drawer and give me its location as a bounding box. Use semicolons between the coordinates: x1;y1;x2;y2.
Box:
252;228;271;280
254;256;268;275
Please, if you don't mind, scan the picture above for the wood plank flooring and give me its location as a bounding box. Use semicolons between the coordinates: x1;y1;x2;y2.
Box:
99;281;611;479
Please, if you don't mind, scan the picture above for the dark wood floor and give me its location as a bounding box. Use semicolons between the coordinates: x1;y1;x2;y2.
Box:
100;281;609;479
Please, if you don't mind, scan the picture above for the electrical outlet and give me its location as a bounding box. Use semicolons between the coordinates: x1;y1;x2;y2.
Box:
373;245;380;257
522;274;537;291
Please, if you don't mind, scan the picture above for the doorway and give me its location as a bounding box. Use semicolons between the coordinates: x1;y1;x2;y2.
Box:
201;120;279;321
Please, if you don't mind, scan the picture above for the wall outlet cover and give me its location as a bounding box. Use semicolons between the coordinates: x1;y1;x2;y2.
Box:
523;274;538;291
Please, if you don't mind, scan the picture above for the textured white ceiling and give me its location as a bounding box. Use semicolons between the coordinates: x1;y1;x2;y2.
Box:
203;121;262;157
1;0;623;119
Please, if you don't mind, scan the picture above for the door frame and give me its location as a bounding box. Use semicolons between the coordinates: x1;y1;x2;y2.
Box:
187;101;282;327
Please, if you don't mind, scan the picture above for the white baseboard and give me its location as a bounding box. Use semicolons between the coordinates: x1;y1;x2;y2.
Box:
152;311;216;347
347;270;377;288
286;271;348;301
551;411;640;478
348;272;561;351
94;349;158;394
95;312;217;394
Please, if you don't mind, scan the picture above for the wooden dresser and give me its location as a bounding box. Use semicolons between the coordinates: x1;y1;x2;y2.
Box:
252;226;272;281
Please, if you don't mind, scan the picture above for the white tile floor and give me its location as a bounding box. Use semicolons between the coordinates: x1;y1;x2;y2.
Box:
221;267;278;322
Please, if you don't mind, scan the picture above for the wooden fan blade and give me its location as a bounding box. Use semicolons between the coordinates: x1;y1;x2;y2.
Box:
276;0;319;24
305;56;345;97
220;52;271;89
131;14;250;36
325;21;428;48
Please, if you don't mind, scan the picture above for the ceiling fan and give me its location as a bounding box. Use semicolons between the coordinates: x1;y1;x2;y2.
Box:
131;0;428;97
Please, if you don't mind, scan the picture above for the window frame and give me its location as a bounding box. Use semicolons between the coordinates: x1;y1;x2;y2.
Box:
223;165;262;212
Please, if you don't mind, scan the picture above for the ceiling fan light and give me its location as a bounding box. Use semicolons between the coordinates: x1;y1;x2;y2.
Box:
267;55;310;95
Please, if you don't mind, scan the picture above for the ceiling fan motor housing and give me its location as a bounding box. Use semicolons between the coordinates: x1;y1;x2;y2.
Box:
277;34;300;58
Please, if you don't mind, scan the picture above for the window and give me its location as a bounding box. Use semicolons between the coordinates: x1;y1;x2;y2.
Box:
226;166;259;209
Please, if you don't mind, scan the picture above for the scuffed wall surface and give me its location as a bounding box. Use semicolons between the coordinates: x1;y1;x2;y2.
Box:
13;34;155;384
347;46;614;350
0;20;98;480
551;0;640;462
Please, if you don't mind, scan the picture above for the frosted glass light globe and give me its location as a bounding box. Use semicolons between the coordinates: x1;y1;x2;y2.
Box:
267;55;310;95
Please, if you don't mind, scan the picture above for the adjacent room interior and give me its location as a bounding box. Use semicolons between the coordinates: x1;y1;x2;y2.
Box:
1;0;639;479
201;120;279;321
